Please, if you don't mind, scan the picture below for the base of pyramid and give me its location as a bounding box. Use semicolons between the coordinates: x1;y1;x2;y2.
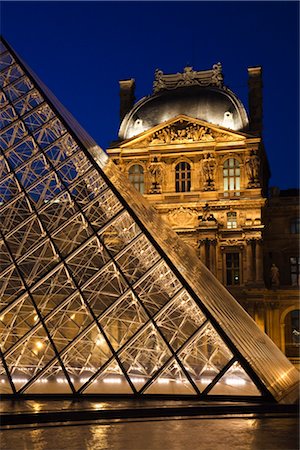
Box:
0;399;297;427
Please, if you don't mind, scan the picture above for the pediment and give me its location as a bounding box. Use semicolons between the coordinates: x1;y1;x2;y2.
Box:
119;115;250;149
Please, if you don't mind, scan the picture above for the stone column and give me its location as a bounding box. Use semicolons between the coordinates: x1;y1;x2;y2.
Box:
209;240;216;275
216;245;223;283
246;239;254;284
199;240;206;263
205;239;210;268
268;302;280;348
254;302;265;332
280;323;286;354
255;239;264;285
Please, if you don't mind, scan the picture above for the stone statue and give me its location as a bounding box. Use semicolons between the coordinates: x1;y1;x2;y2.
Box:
153;69;166;92
148;157;164;193
202;153;216;190
246;151;260;186
270;263;280;287
198;203;216;222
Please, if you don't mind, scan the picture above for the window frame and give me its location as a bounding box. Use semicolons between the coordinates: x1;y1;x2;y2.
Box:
128;164;145;194
223;158;240;197
175;161;191;193
227;211;237;229
290;256;300;286
290;218;300;234
224;251;241;286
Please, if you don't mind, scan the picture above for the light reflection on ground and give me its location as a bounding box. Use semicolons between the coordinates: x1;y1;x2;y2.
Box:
1;416;298;450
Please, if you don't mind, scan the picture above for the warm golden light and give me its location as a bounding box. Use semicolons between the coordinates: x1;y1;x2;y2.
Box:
36;341;44;350
96;336;105;346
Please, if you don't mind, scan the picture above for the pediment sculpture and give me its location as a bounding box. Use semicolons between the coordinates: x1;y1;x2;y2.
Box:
150;122;214;144
129;120;240;148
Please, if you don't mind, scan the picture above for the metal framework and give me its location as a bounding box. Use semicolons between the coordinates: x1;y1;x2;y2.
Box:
0;38;299;401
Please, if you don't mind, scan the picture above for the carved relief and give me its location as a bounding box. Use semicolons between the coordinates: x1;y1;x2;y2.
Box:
151;122;214;145
201;153;217;190
115;157;127;172
166;207;199;228
128;120;241;148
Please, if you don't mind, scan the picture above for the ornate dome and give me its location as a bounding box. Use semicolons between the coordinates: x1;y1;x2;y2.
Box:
118;67;249;140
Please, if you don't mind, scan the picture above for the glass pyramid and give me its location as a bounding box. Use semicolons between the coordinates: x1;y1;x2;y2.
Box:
0;37;298;402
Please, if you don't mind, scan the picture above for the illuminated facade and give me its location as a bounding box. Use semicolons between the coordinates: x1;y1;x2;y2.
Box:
0;38;298;402
108;65;300;364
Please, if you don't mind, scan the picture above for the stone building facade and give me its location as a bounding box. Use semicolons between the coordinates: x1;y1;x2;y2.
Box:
108;65;299;364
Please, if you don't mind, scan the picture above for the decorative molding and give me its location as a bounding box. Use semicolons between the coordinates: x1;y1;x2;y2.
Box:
153;64;224;93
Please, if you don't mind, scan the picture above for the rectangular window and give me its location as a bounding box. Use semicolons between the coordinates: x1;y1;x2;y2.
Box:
290;256;300;286
227;212;237;229
226;253;240;285
291;218;300;234
175;162;191;192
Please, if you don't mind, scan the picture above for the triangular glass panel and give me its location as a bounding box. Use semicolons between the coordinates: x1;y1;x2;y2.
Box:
0;266;25;308
0;154;9;180
66;236;110;286
31;266;77;316
4;326;57;391
0;172;20;204
0;294;39;353
177;322;233;392
17;239;58;287
43;293;94;353
118;323;172;391
4;137;37;171
208;362;262;396
5;216;44;260
0;195;33;235
83;359;133;394
24;361;73;394
0;362;13;394
57;326;113;390
134;261;182;317
0;37;298;403
156;290;206;352
99;292;149;351
144;359;197;395
81;262;128;317
0;238;13;271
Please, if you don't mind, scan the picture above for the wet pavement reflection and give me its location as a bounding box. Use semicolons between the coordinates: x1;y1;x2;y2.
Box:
1;416;298;450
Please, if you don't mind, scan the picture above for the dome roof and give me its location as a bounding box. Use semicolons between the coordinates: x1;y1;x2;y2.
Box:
119;85;249;140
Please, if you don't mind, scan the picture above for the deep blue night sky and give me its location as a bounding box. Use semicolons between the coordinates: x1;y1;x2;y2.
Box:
1;1;299;189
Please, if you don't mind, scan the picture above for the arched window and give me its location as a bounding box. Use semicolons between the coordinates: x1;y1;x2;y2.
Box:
223;158;240;196
128;164;144;194
175;162;191;192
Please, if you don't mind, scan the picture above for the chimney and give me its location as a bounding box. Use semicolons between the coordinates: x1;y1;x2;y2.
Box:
247;67;263;136
119;79;135;122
